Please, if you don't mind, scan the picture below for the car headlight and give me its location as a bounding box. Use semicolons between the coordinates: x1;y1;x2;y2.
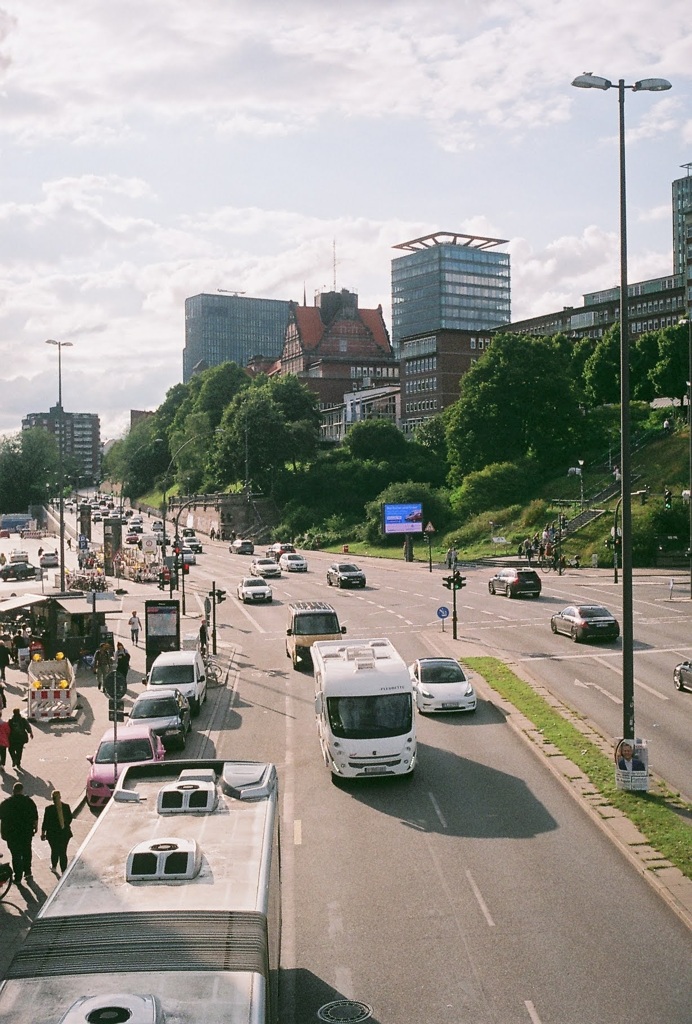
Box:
420;688;434;699
464;684;474;696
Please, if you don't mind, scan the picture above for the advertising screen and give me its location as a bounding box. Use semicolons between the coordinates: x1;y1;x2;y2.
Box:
382;502;423;535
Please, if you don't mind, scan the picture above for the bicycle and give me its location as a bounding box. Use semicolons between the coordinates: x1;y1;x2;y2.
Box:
0;856;13;899
204;657;224;688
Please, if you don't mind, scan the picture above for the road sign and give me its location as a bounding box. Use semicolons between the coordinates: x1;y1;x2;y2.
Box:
437;606;450;619
425;521;435;533
103;671;127;700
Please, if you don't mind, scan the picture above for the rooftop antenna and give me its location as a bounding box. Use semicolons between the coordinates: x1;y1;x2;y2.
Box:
217;289;246;296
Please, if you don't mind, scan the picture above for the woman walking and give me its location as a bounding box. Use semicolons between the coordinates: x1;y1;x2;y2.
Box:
41;790;73;874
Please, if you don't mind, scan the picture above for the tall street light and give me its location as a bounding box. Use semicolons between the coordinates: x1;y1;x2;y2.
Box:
45;339;74;592
680;316;692;600
571;72;672;742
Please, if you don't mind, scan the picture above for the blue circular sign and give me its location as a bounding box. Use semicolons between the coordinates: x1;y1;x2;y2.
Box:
437;606;450;619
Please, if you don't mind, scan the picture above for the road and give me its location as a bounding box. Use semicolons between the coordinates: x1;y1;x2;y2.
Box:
1;529;691;1022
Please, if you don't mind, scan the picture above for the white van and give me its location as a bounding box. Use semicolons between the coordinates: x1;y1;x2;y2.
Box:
285;601;345;670
145;650;207;716
312;638;416;779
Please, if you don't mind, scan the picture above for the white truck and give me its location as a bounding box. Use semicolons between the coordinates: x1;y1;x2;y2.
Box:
312;638;416;779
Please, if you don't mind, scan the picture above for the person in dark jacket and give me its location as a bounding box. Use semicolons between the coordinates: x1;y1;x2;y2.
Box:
0;781;38;883
41;790;73;873
8;709;32;770
115;642;131;680
0;641;11;684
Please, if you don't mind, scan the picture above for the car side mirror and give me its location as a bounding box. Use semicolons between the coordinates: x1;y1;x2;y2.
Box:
286;628;293;636
341;626;347;634
86;755;93;764
314;694;323;715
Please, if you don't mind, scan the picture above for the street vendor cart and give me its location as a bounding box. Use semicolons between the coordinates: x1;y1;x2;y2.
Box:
26;653;77;721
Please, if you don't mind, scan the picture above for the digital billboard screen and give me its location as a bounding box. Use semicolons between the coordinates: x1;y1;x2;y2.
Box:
382;502;423;535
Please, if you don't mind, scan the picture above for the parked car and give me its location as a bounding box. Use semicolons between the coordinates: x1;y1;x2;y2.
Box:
326;562;366;588
146;649;207;716
230;538;254;555
550;605;620;643
236;576;273;603
279;552;308;572
409;657;477;713
9;549;29;563
266;542;295;562
0;562;37;582
127;688;191;750
488;567;541;598
85;724;165;809
673;661;692;691
39;551;59;568
251;557;282;579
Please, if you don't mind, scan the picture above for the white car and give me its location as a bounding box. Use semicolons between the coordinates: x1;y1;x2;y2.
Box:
236;577;273;603
409;657;477;714
251;557;282;579
9;549;29;563
180;546;196;566
279;552;308;572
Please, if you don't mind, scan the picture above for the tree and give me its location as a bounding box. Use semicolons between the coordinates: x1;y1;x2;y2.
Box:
344;420;408;463
582;325;621;406
0;429;59;511
649;324;688;407
213;391;289;493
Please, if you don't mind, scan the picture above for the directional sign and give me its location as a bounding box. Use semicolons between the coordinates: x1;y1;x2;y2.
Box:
437;606;450;619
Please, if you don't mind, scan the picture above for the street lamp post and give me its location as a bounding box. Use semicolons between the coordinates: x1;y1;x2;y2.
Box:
578;459;584;510
680;317;692;600
45;339;74;592
572;72;672;741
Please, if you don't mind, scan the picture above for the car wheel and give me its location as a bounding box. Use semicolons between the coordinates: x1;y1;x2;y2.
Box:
339;580;345;588
551;620;558;633
489;582;495;595
571;627;581;643
191;698;200;717
327;576;332;585
674;673;685;691
506;587;513;598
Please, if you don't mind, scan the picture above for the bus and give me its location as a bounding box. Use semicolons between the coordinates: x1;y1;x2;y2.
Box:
0;759;281;1024
312;637;416;779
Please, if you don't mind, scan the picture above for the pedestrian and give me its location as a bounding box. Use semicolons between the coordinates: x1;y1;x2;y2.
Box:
210;527;216;541
0;640;10;685
37;546;43;560
41;790;73;874
8;709;32;770
0;711;9;770
199;621;208;657
128;611;142;646
115;642;131;681
669;578;675;600
67;537;72;550
450;547;458;567
445;547;453;569
0;781;38;884
93;643;113;691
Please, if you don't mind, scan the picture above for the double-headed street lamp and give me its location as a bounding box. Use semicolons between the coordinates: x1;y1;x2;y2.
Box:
45;339;74;592
571;72;672;742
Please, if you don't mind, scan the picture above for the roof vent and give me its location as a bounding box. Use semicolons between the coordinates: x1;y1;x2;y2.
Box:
126;837;201;881
157;770;218;814
221;761;276;800
59;994;163;1024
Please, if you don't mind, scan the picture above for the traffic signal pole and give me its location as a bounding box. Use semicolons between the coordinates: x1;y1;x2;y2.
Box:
442;570;466;640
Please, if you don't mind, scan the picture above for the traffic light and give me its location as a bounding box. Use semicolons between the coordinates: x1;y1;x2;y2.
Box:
442;575;454;590
443;573;466;591
216;588;226;604
664;488;673;510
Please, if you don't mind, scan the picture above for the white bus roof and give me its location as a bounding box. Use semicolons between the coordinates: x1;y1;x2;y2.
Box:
312;638;410;695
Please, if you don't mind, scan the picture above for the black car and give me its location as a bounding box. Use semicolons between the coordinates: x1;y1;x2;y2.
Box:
0;562;37;582
326;562;366;588
550;605;620;643
488;567;541;598
673;661;692;691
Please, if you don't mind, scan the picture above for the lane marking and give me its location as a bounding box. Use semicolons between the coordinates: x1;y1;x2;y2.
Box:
524;1001;543;1024
293;819;302;846
465;870;495;927
574;677;621;705
428;791;448;828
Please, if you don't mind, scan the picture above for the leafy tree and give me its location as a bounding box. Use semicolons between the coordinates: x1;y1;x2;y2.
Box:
363;482;452;544
344;420;409;463
631;331;660;403
188;362;249;431
649;324;688;406
450;460;540;519
414;413;450;468
582;325;621;406
213;391;288;494
0;429;60;511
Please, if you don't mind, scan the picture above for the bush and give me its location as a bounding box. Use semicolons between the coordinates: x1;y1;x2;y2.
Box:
450;460;539;519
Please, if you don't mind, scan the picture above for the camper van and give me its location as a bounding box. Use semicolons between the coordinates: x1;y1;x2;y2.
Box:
285;601;345;670
312;638;416;779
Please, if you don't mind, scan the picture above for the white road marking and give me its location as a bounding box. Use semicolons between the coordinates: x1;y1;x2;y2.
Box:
524;1000;543;1023
428;791;448;828
574;677;622;705
465;870;495;927
293;820;302;845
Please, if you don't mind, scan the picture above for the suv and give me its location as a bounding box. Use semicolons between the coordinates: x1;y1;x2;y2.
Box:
0;562;37;581
145;650;207;716
286;601;346;671
230;538;254;555
185;536;203;554
488;567;542;598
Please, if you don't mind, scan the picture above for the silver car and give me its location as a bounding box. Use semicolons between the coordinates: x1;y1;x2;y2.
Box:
127;687;192;750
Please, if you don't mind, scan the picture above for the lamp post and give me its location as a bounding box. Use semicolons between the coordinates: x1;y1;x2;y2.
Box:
680;317;692;600
578;459;584;510
572;72;672;741
45;339;74;592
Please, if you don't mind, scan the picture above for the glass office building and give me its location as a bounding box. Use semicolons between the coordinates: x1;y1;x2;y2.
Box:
391;232;511;350
672;163;692;278
183;294;291;381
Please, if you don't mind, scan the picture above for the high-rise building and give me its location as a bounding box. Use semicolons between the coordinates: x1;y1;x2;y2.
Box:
391;231;511;433
672;163;692;278
183;293;291;382
22;407;101;485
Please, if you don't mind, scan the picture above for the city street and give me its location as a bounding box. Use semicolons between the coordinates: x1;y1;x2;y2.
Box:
0;530;691;1023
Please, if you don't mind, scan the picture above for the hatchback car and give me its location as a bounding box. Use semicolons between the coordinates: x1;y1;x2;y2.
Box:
326;562;366;588
488;567;541;598
550;605;620;643
230;538;254;555
409;657;476;713
251;557;282;578
279;552;308;572
180;546;196;566
237;576;273;603
673;661;692;691
39;551;59;568
266;542;295;562
0;562;37;581
127;688;191;750
85;724;165;809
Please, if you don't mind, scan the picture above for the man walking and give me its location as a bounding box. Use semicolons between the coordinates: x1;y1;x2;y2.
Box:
128;610;142;646
0;781;38;884
93;643;113;691
8;709;32;770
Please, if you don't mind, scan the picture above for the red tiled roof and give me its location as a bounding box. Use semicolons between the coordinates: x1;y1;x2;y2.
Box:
292;304;391;356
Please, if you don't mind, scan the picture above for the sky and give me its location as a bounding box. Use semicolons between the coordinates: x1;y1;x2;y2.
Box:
0;0;690;440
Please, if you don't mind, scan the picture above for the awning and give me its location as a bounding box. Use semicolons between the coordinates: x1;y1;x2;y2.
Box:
53;597;123;616
0;593;50;614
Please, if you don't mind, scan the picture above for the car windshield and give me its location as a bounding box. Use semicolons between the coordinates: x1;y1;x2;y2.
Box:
294;614;340;636
419;662;465;684
579;607;611;618
149;664;194;685
245;579;266;587
257;560;274;566
131;698;178;718
327;693;413;739
95;737;154;763
338;564;360;573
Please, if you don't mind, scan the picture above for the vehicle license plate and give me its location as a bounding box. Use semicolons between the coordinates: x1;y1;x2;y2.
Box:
363;765;387;774
442;702;460;709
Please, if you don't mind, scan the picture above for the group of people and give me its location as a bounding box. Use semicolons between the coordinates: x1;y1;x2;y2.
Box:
0;707;33;770
0;783;73;884
93;640;131;690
